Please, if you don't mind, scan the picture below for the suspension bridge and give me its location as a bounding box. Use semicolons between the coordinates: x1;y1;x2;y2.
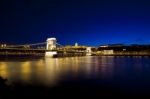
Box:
0;38;92;57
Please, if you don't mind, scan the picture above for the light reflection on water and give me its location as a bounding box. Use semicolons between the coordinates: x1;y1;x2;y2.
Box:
0;56;150;89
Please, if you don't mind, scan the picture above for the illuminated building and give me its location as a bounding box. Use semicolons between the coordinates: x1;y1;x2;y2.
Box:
75;42;78;47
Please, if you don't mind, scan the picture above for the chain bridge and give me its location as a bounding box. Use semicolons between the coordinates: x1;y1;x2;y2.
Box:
0;38;92;57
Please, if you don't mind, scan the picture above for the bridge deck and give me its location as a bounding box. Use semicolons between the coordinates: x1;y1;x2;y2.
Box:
0;48;86;57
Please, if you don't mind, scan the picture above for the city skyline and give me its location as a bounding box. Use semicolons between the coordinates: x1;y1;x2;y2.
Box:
1;0;150;46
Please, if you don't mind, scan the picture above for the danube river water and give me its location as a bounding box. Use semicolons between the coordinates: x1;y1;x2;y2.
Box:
0;56;150;97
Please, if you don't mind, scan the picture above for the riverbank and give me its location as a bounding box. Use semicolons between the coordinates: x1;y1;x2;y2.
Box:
95;51;150;56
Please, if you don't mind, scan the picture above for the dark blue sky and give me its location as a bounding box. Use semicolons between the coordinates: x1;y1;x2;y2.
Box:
1;0;150;46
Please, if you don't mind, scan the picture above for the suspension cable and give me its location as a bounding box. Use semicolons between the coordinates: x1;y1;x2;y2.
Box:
7;42;46;48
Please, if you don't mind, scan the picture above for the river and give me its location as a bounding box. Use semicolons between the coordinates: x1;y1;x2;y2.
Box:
0;56;150;97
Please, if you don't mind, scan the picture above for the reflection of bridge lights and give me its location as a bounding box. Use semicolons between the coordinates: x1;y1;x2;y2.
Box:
21;62;31;83
21;62;31;72
36;59;44;66
45;58;60;86
0;62;8;79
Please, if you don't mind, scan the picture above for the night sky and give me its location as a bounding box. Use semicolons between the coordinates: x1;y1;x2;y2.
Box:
1;0;150;46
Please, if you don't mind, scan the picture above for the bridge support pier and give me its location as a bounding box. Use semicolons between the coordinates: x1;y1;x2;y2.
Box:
45;51;57;57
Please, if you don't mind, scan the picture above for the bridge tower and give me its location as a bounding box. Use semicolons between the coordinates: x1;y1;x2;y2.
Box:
46;38;57;50
45;38;57;57
86;47;92;56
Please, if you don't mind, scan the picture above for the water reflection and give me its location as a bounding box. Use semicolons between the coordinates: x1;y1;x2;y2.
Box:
45;58;60;86
99;56;114;79
0;56;150;88
21;62;31;83
0;62;9;79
